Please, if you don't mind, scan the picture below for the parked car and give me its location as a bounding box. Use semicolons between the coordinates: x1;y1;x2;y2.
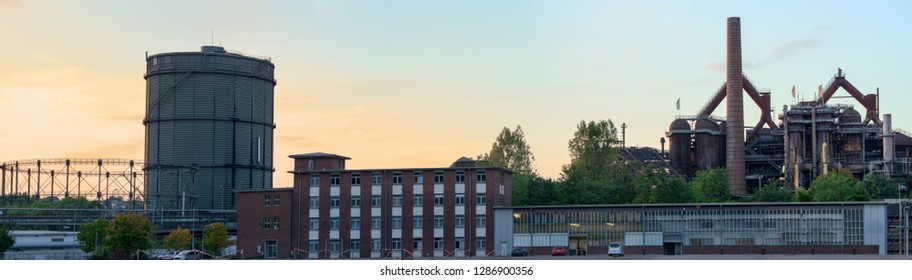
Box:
608;242;624;257
511;247;529;257
551;246;568;256
172;250;211;260
156;250;178;260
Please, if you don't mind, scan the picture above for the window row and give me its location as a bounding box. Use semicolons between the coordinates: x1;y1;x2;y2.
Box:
308;215;485;230
263;194;280;206
262;217;280;230
308;237;486;252
307;171;488;187
309;194;486;208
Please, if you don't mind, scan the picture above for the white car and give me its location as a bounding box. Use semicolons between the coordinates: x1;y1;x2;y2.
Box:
157;250;178;260
608;242;624;257
172;250;207;260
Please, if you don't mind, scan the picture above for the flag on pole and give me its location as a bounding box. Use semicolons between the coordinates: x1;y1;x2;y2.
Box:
791;85;796;98
676;98;680;110
818;84;823;98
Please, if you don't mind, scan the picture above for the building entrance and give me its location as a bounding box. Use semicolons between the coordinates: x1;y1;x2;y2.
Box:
569;236;588;255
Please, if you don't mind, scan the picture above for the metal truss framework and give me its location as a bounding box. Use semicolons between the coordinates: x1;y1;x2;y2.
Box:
0;158;144;208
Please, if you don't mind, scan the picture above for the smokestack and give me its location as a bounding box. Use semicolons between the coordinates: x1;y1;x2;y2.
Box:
884;113;894;162
726;17;746;196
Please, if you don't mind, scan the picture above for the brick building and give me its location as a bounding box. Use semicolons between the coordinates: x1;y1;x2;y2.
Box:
237;153;512;259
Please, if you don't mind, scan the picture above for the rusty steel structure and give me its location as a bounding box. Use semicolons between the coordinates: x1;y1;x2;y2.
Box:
0;158;144;209
667;18;912;196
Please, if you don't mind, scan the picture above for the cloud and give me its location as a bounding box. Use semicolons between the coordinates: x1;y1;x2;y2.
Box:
704;62;724;74
770;38;821;60
0;0;20;9
704;37;821;73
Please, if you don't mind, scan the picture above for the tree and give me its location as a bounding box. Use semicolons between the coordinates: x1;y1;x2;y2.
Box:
0;227;14;259
478;126;539;206
745;181;794;202
633;167;693;204
77;218;109;257
809;169;869;202
526;176;558;205
103;213;153;260
863;173;899;200
563;120;620;181
162;227;192;251
203;223;231;256
478;125;537;175
691;168;732;203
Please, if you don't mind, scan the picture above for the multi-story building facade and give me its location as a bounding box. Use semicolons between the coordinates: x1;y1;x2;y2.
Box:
237;153;512;259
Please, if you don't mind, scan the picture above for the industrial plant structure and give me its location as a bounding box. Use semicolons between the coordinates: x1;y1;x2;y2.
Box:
144;46;277;210
667;17;912;195
0;158;143;208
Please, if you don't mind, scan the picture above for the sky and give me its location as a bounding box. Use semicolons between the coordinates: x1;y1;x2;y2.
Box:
1;0;910;188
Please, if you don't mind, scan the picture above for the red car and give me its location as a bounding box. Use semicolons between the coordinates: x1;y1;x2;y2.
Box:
551;246;568;256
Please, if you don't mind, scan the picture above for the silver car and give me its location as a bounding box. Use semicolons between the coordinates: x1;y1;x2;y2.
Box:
608;242;624;257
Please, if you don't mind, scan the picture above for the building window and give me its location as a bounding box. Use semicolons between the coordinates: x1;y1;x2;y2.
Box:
413;239;422;250
273;194;280;206
351;219;361;229
476;171;486;183
434;172;444;183
309;218;319;230
434;194;444;206
393;239;402;249
351;196;361;207
371;216;381;228
393;195;402;207
309;197;319;209
371;239;381;251
476;237;486;249
351;239;360;251
455;194;465;206
265;241;278;259
414;172;423;184
263;194;270;206
372;173;381;185
331;174;340;186
263;218;270;230
476;215;486;227
476;194;486;205
393;173;402;184
310;175;319;187
413;216;423;228
393;217;402;229
330;240;340;252
330;196;341;208
309;240;319;252
352;174;361;185
273;217;280;229
413;196;423;206
330;218;340;230
371;195;381;207
434;238;443;249
434;215;444;228
456;171;465;183
455;215;465;228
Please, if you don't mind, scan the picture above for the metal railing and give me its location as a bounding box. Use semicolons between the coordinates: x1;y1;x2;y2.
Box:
224;48;272;62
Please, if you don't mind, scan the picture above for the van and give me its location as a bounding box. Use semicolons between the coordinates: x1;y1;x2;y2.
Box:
608;242;624;257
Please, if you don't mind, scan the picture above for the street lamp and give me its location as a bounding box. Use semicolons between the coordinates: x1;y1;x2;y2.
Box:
903;203;910;256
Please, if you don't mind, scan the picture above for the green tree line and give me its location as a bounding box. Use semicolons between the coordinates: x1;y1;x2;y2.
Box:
480;120;903;206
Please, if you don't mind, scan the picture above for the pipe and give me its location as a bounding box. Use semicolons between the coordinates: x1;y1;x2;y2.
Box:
884;114;894;163
726;17;746;196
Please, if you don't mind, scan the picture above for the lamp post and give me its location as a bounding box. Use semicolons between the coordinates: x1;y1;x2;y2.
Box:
903;203;910;256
